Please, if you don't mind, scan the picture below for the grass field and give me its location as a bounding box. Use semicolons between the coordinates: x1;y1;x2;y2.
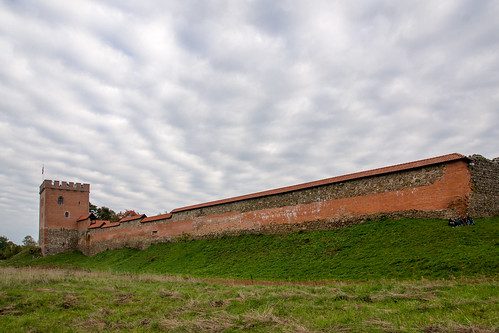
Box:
1;217;497;332
5;217;498;281
0;267;497;332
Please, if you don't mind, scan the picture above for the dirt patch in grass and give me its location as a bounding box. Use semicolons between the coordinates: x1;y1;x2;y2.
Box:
241;308;310;332
160;313;235;332
158;289;183;299
60;294;79;309
114;292;134;304
0;305;22;316
364;318;398;332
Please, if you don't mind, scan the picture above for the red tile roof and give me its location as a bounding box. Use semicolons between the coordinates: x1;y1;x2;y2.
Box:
77;214;91;222
141;213;172;223
171;153;468;213
77;213;96;222
102;221;120;228
119;214;146;223
88;220;107;229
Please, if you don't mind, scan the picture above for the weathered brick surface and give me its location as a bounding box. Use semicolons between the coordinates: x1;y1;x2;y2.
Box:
81;219;192;255
172;165;445;218
81;160;472;255
468;155;499;217
39;180;89;255
40;155;498;256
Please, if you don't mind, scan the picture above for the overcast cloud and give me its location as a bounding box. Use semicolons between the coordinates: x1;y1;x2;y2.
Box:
0;0;498;243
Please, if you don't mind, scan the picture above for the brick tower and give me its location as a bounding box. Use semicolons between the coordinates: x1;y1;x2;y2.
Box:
39;180;90;255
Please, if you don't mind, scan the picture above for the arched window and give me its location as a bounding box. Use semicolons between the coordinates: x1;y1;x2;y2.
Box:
64;211;70;218
58;196;64;205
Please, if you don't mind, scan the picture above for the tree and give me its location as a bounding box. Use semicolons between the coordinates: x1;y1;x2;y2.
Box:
89;202;98;215
0;236;8;252
116;210;138;221
89;203;139;222
97;206;118;221
22;235;37;247
89;202;119;222
0;235;22;260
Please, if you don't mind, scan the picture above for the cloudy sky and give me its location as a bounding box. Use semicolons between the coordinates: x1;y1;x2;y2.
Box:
1;1;498;243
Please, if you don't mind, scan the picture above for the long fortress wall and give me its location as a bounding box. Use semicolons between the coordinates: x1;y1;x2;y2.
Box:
73;153;499;256
39;153;498;256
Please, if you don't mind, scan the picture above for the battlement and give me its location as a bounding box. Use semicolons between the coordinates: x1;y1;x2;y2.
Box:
39;179;90;194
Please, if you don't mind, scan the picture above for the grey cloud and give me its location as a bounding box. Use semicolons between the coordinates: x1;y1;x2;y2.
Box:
251;1;293;36
0;1;498;243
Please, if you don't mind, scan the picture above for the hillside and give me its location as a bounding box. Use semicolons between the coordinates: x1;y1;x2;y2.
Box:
5;217;499;281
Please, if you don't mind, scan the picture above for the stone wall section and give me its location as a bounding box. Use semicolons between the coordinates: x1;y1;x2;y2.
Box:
43;229;79;256
468;155;499;217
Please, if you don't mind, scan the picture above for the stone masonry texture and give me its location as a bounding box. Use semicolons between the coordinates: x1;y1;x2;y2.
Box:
468;155;499;217
39;154;499;256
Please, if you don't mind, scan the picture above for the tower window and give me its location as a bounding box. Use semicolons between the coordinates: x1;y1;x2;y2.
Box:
58;196;64;205
65;211;70;218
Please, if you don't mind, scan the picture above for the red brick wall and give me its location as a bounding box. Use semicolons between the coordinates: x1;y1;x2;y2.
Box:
39;181;89;255
82;160;472;255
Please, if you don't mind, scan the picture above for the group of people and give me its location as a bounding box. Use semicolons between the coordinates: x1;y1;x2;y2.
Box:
448;216;475;227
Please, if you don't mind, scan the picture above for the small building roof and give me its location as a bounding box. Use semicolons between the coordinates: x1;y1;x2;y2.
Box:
141;213;172;223
76;213;96;222
88;220;107;229
102;221;120;228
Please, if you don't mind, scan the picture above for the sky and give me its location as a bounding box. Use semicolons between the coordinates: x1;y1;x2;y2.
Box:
0;1;498;244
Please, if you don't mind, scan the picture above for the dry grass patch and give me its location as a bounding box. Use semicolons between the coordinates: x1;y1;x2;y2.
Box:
0;267;497;332
158;288;183;299
241;307;311;332
424;324;497;333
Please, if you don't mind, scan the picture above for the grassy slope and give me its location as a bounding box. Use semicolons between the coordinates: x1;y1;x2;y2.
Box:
0;267;497;332
4;217;499;281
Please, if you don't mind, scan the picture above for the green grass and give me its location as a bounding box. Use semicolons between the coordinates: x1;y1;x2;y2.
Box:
0;267;497;332
4;217;498;281
1;217;498;331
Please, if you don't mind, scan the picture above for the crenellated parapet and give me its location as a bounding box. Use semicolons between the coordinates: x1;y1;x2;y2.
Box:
39;179;90;194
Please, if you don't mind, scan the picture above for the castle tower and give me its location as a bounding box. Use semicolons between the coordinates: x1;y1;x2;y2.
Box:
39;180;90;255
